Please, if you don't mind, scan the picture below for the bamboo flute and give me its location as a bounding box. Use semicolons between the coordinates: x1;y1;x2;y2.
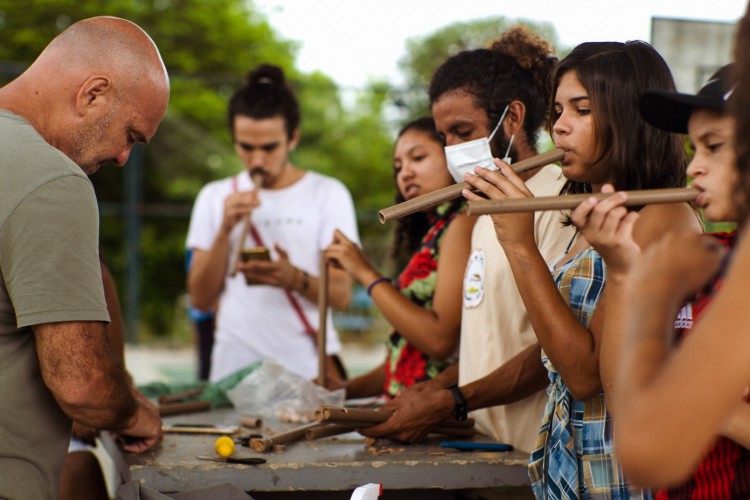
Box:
317;254;329;387
305;423;358;440
230;171;263;276
466;187;699;216
317;406;474;429
303;422;475;441
250;422;323;452
158;400;211;417
378;148;565;223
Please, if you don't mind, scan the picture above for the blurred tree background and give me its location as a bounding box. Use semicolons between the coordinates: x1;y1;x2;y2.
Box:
0;0;564;342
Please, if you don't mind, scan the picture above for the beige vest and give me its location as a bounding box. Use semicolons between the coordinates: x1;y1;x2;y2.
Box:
458;164;574;452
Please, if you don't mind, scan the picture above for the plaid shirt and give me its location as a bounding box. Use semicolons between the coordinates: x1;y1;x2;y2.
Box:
528;246;651;500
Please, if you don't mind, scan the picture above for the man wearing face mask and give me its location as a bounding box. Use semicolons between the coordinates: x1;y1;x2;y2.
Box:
186;64;359;382
362;26;575;455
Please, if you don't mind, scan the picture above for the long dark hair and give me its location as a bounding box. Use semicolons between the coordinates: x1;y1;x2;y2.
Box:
550;41;687;197
428;25;557;158
390;117;461;267
227;64;300;139
733;6;750;225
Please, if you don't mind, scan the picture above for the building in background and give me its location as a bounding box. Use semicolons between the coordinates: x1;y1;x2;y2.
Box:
651;17;737;93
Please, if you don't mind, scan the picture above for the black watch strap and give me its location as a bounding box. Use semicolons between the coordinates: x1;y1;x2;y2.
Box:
448;385;468;421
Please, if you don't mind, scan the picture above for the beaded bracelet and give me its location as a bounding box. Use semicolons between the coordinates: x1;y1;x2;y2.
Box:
366;276;390;296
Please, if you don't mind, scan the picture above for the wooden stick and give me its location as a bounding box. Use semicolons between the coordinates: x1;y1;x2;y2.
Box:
466;187;699;215
305;423;358;440
229;172;263;276
157;387;205;405
303;423;475;441
250;422;323;452
158;400;211;417
162;424;238;435
317;406;474;429
317;254;329;387
240;416;263;429
378;148;565;223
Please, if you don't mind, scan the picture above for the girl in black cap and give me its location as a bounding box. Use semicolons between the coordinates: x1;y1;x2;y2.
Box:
572;62;750;497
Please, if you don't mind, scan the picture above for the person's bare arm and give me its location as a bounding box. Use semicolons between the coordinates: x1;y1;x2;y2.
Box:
326;214;475;359
188;190;259;310
342;362;387;399
570;190;703;415
238;243;353;311
612;231;744;487
464;164;604;400
101;262;125;364
362;343;548;442
720;402;750;449
34;321;161;452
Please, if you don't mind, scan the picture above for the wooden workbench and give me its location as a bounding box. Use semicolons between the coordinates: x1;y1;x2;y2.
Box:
103;408;533;499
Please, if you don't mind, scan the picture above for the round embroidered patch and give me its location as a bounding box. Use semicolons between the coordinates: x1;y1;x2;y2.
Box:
463;249;485;308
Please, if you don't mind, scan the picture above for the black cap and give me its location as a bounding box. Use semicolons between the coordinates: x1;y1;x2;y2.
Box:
639;64;734;134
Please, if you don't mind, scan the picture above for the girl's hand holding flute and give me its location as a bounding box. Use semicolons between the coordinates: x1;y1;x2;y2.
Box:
570;183;641;280
462;159;537;249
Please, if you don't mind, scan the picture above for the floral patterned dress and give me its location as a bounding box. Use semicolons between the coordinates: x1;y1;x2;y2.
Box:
382;202;462;398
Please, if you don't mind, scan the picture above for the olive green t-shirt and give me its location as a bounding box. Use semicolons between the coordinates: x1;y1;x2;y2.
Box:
0;110;109;499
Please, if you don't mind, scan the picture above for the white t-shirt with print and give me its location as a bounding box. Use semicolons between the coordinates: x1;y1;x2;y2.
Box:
186;170;360;381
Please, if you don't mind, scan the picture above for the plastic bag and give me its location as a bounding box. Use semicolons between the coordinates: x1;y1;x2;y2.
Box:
226;358;345;422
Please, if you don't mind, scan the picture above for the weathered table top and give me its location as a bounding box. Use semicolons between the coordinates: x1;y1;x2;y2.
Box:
103;408;530;494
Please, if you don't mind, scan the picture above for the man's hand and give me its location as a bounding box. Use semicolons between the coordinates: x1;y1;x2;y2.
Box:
359;380;453;443
111;390;162;453
221;190;260;235
238;243;300;290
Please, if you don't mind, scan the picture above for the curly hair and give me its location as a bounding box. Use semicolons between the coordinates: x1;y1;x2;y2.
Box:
389;117;462;267
550;41;687;199
428;25;557;154
227;63;300;139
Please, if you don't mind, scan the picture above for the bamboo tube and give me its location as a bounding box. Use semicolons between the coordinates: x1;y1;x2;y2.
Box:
305;423;358;440
250;422;323;453
157;387;205;405
230;172;263;276
317;406;474;429
240;416;263;429
317;254;328;387
466;187;699;216
303;423;475;441
378;148;565;223
158;400;211;417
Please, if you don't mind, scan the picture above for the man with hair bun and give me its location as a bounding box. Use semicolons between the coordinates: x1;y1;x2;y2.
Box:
187;64;359;382
0;16;169;499
362;26;575;454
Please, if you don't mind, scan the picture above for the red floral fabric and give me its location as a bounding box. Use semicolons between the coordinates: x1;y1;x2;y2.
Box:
382;202;462;397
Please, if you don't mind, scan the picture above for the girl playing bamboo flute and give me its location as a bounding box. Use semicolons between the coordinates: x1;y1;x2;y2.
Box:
571;62;750;498
462;41;702;499
324;118;475;399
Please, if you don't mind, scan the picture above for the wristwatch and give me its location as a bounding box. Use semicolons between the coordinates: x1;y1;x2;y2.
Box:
448;385;468;421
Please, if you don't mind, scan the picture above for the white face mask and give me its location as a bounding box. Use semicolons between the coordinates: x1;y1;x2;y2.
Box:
444;104;513;183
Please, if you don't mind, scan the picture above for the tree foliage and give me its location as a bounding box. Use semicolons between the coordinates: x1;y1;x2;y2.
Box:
0;0;396;339
395;16;562;118
0;2;562;341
